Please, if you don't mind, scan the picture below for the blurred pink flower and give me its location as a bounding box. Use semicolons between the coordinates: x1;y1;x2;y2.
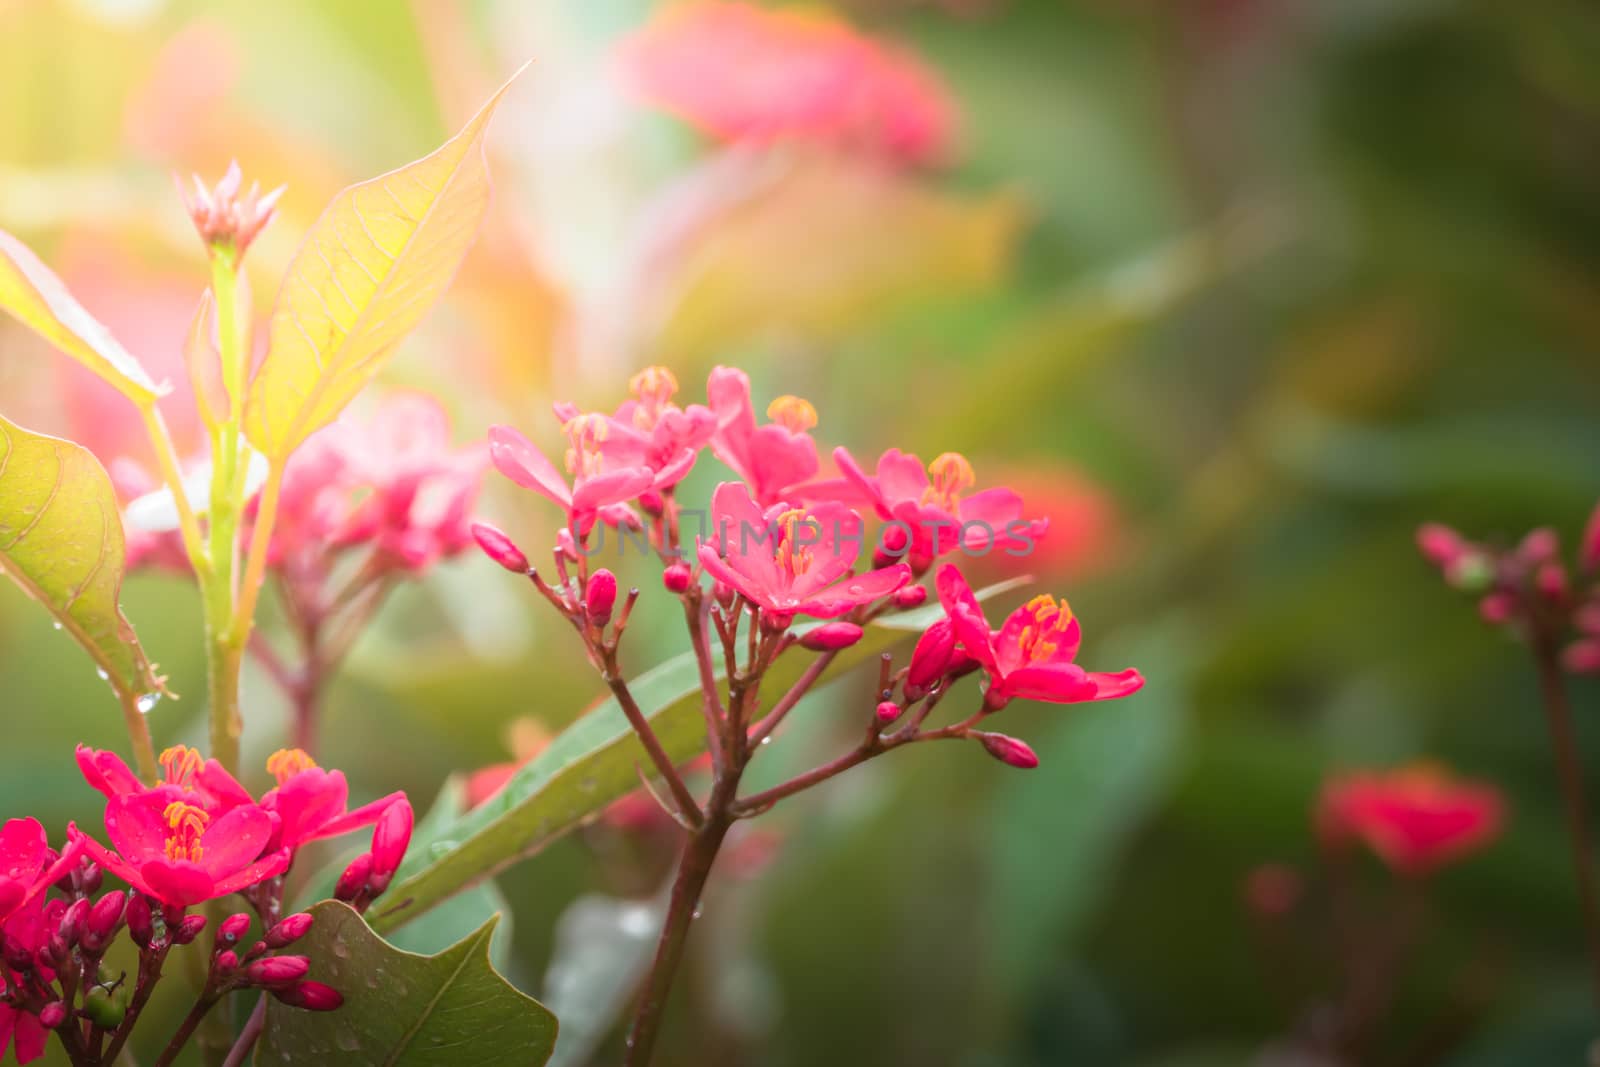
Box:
1317;764;1504;877
551;366;717;491
621;1;956;167
707;366;820;507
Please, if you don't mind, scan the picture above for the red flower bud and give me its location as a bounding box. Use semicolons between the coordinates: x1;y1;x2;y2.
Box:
79;861;102;895
875;701;902;725
1537;562;1569;602
892;585;928;610
265;913;314;949
472;522;529;573
586;569;619;626
2;936;32;973
1416;523;1465;567
272;980;344;1011
976;732;1039;769
369;800;414;893
1565;640;1600;676
1583;502;1600;573
216;913;252;949
1479;591;1517;625
214;949;239;976
39;1002;67;1030
173;914;208;945
663;561;693;594
126;894;154;950
800;622;863;652
1518;527;1560;565
1243;863;1302;919
638;489;665;517
907;618;956;691
245;955;311;988
335;853;373;903
58;898;89;947
83;892;127;952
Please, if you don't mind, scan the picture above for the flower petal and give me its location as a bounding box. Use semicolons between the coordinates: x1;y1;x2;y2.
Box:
935;564;997;671
0;818;46;881
796;562;911;617
69;829;152;898
211;848;291;898
312;791;407;843
197;804;275;879
488;425;571;506
1085;668;1145;700
140;860;217;907
75;745;143;800
266;769;350;851
104;793;172;861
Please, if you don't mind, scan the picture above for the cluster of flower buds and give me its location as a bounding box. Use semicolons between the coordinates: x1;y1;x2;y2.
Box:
334;798;414;914
208;910;339;1011
1417;502;1600;674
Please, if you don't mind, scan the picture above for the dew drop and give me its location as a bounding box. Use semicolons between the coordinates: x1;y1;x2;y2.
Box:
136;693;160;715
429;840;457;858
335;1028;360;1052
759;736;771;746
96;668;109;681
330;939;350;960
51;621;63;631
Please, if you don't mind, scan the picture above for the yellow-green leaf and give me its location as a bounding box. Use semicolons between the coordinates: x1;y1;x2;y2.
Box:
0;229;165;406
243;70;521;458
0;415;165;705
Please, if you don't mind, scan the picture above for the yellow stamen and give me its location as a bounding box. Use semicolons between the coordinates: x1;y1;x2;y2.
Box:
1015;595;1075;663
158;746;205;789
773;508;816;578
921;452;976;510
162;800;209;862
266;748;319;786
563;414;612;477
629;366;680;430
766;395;817;434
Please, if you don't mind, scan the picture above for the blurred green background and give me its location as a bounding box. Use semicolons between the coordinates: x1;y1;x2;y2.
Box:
3;0;1600;1063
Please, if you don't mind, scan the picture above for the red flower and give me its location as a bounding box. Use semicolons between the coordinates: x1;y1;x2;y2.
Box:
0;819;80;930
70;793;288;908
819;447;1047;572
621;2;956;167
697;482;911;620
258;749;406;856
707;367;821;507
1318;765;1505;876
935;564;1143;709
489;419;655;535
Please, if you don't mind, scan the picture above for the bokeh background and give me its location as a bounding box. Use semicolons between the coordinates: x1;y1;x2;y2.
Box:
3;0;1600;1063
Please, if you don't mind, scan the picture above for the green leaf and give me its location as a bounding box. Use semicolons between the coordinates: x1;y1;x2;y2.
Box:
243;67;522;459
983;630;1185;1005
371;579;1029;935
256;901;556;1066
0;229;165;406
0;415;166;706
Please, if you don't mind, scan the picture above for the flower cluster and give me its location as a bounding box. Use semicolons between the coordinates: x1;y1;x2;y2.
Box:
0;747;412;1065
620;2;957;168
1417;504;1600;674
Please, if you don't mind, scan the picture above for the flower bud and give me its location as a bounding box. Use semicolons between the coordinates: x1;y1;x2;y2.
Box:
216;913;252;949
1583;502;1600;573
586;569;619;626
662;561;693;594
638;489;665;517
79;861;102;895
1445;551;1495;593
47;932;69;966
907;618;956;693
272;980;344;1011
58;898;89;948
3;936;32;973
265;913;314;949
39;1002;67;1030
471;522;529;573
800;622;863;652
1416;523;1465;567
1243;863;1302;919
874;523;911;570
244;955;311;988
1537;562;1569;602
125;894;154;950
892;585;928;610
82;892;127;952
369;800;414;894
173;914;208;945
976;732;1039;769
875;701;903;725
1565;640;1600;676
1518;527;1560;565
1479;591;1517;625
214;949;239;977
335;853;374;903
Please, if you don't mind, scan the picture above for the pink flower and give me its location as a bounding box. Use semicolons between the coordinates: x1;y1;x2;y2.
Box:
1317;765;1504;876
621;2;956;167
257;749;407;857
697;482;911;620
552;367;718;491
0;820;80;929
1583;501;1600;573
325;392;487;573
707;367;820;506
70;794;288;908
935;564;1144;709
489;417;655;535
77;744;254;816
178;161;284;260
820;447;1047;572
